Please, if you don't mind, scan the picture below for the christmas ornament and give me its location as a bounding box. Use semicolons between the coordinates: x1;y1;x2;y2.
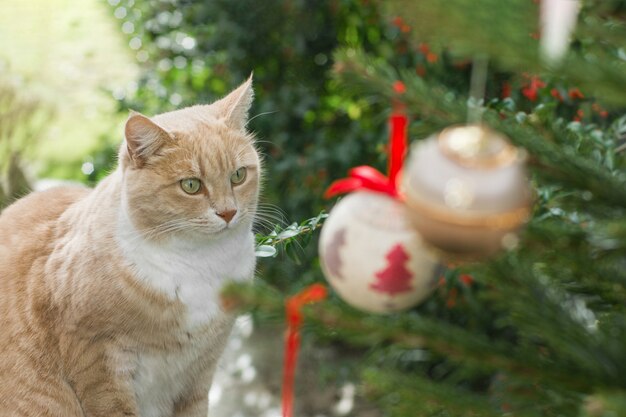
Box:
320;111;441;313
540;0;581;64
402;125;532;260
320;191;440;313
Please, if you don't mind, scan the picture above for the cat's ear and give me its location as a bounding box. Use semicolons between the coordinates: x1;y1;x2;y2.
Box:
214;74;254;131
124;111;172;168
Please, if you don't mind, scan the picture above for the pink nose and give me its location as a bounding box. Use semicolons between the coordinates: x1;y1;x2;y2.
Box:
217;209;237;224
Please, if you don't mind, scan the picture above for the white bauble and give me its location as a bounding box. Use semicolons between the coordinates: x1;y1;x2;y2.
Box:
319;191;440;313
402;125;532;261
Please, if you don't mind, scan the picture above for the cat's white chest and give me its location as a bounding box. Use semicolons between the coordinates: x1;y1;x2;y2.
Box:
130;319;232;417
132;342;202;417
117;222;256;328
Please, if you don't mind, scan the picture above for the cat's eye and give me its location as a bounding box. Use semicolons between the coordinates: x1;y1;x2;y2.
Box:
180;178;202;194
230;167;247;185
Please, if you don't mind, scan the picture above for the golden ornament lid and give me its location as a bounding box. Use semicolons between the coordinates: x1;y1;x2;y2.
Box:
438;125;520;169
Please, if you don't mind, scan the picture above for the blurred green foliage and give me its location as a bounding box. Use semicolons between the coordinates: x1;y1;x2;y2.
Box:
110;0;423;217
0;67;51;207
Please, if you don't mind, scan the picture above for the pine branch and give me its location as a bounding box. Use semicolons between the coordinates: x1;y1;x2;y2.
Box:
221;281;604;393
387;0;626;105
484;115;626;207
385;0;538;69
333;48;626;206
362;368;519;417
524;218;626;306
474;256;626;390
255;211;327;258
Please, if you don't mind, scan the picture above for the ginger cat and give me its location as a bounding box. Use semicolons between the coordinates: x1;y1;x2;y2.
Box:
0;78;260;417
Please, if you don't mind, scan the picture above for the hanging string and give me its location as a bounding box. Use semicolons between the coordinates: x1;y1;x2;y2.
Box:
467;54;489;125
282;284;328;417
388;113;408;187
325;82;408;199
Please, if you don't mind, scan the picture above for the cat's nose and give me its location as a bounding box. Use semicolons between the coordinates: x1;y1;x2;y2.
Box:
217;209;237;224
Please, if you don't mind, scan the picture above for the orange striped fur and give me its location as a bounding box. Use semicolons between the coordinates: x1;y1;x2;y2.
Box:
0;78;260;417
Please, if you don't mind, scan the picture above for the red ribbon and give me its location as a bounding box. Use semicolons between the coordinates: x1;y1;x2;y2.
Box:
325;113;408;199
282;284;328;417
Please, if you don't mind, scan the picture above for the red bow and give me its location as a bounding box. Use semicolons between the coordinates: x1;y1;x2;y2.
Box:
325;113;408;200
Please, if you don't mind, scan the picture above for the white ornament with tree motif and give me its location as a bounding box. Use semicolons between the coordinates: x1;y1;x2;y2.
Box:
319;191;440;313
401;125;532;261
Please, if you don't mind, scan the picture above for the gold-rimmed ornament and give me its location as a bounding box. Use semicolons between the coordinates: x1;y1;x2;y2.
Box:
401;125;532;261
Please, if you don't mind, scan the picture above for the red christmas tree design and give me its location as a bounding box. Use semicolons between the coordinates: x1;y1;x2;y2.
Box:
370;244;413;295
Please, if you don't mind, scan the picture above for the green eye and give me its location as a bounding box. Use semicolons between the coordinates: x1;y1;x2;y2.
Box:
180;178;202;194
230;167;247;185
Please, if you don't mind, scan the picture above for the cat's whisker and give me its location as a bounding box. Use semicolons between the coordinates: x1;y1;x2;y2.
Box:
252;138;274;146
257;201;285;209
253;214;285;229
133;220;187;238
254;209;286;221
252;222;277;234
247;110;278;125
153;222;195;236
124;219;194;245
254;214;286;227
256;202;286;214
253;221;282;233
240;211;275;232
255;205;287;221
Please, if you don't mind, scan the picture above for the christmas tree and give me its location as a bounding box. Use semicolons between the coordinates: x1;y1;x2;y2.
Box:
113;0;626;415
223;1;626;416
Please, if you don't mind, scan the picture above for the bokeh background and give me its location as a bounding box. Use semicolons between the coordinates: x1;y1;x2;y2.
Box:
3;1;626;417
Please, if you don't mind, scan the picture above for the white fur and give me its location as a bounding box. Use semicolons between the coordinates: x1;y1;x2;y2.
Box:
133;348;196;417
115;200;255;417
116;206;255;328
129;325;229;417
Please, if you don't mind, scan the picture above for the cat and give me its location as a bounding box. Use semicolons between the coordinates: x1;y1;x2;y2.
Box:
0;77;260;417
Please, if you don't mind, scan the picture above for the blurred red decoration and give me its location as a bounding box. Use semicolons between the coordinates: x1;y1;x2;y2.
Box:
283;284;328;417
521;76;546;101
568;88;584;100
550;88;563;101
393;80;406;94
459;274;474;286
426;52;438;63
501;81;512;99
